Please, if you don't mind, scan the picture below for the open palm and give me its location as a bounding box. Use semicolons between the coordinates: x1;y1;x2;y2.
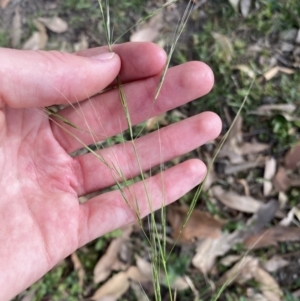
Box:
0;43;221;300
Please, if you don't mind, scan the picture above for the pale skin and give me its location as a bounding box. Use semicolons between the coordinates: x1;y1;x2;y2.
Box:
0;42;221;300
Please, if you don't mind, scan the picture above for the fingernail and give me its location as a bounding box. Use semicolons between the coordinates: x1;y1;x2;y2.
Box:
91;52;115;61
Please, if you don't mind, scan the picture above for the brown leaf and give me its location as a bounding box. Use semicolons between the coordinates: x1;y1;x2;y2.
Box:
212;186;263;213
73;34;89;52
127;265;150;284
167;206;224;243
278;66;295;74
273;166;291;192
262;255;289;273
22;20;48;50
218;116;244;164
254;267;283;301
285;143;300;169
11;7;22;48
240;142;269;155
244;226;300;249
218;256;283;301
92;272;129;301
279;208;295;226
93;226;132;283
218;256;259;286
263;157;276;196
132;257;189;291
252;103;296;116
0;0;10;9
224;158;266;175
263;66;279;81
247;291;268;301
219;255;241;267
203;152;217;190
203;167;217;190
38;16;68;33
130;12;162;42
130;282;149;301
192;231;244;274
71;252;85;288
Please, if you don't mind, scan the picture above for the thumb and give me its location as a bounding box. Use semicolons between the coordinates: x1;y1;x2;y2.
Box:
0;48;121;108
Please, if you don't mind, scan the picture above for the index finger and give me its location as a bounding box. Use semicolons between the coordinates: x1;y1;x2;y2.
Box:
76;42;167;85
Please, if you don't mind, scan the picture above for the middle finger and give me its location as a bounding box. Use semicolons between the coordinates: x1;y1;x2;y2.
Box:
51;61;214;153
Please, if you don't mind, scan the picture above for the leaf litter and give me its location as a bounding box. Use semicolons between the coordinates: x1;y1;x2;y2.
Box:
22;20;48;50
130;12;163;42
218;256;283;301
93;226;132;284
38;16;68;33
167;205;225;243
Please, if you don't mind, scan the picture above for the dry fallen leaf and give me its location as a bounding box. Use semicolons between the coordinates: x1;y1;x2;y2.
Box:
254;266;283;301
192;200;278;274
94;226;132;283
130;282;149;301
11;7;22;48
262;255;289;273
126;265;150;284
228;0;240;11
218;256;259;286
212;32;234;62
192;231;244;274
167;206;225;243
218;256;283;301
183;275;199;301
293;288;300;299
38;16;68;33
130;12;162;42
73;34;89;52
263;66;280;81
285;143;300;169
219;255;241;267
146;113;167;131
247;291;268;301
278;66;295;74
71;252;85;289
133;256;189;291
240;0;251;17
263;157;276;196
218;115;244;164
240;142;269;155
247;200;279;235
212;186;263;213
279;208;295;226
234;64;256;78
244;226;300;249
273;166;291;192
253;103;296;115
22;20;48;50
92;272;129;301
0;0;10;9
224;158;266;175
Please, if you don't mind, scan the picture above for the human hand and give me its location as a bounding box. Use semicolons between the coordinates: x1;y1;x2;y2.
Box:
0;42;221;300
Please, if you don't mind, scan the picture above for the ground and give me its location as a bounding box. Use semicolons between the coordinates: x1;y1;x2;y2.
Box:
1;0;300;300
